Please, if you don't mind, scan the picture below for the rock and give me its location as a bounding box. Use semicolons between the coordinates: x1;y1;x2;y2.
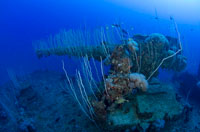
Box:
17;86;41;111
136;84;183;121
106;83;183;131
107;103;139;127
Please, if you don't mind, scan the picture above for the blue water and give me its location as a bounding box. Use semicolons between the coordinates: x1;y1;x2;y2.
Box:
0;0;200;131
0;0;200;84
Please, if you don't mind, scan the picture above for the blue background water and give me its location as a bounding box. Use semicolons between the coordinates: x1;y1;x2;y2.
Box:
0;0;200;85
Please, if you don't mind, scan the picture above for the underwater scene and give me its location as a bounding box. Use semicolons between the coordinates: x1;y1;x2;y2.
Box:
0;0;200;132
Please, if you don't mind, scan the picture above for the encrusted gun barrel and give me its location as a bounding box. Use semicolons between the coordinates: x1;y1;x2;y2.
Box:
33;28;121;60
35;44;115;60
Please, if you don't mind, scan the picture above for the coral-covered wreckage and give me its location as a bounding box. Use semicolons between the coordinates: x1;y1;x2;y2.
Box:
34;25;187;131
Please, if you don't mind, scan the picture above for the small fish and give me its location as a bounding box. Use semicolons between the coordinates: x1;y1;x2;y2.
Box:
112;24;129;37
170;16;174;20
154;8;159;20
155;16;159;20
112;24;121;28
